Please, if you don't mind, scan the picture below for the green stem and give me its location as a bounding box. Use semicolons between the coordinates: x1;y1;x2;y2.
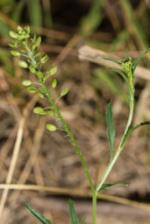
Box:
96;90;134;192
43;85;94;191
119;95;134;148
92;190;97;224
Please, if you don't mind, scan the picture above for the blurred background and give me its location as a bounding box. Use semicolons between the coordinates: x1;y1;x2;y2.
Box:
0;0;150;223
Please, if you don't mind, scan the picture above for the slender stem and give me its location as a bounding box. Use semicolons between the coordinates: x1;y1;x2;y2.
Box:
92;190;97;224
119;94;134;148
42;85;94;191
96;89;134;192
40;84;95;223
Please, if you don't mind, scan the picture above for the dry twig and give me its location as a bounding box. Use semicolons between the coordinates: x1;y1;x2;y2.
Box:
0;184;149;212
78;46;150;81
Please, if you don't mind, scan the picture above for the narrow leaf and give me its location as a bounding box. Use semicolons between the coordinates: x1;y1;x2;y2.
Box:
121;120;150;147
100;182;128;191
27;0;42;27
68;200;80;224
12;0;26;23
106;103;115;160
133;121;150;131
25;203;52;224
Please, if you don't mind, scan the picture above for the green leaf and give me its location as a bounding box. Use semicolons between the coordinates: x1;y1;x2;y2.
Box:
25;203;52;224
33;107;47;115
46;124;57;132
12;0;26;23
120;120;150;148
106;103;115;160
133;121;150;130
60;88;69;97
79;0;105;35
100;182;128;191
27;0;42;27
68;200;80;224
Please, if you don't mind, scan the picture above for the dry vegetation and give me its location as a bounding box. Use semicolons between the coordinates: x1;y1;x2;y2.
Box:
0;0;150;223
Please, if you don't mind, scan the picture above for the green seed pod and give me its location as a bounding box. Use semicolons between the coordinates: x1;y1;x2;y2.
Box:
19;61;28;68
22;80;32;86
46;124;57;132
33;107;47;115
9;31;18;39
48;66;58;76
60;88;69;97
10;51;21;57
41;55;48;64
51;79;57;89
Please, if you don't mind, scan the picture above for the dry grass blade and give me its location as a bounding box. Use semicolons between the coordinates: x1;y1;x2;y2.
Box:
10;118;46;202
0;117;25;218
0;184;149;212
0;127;17;170
0;96;38;219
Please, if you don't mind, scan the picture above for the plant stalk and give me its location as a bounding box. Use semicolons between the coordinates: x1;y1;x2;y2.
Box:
96;88;134;192
92;190;97;224
42;84;94;191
